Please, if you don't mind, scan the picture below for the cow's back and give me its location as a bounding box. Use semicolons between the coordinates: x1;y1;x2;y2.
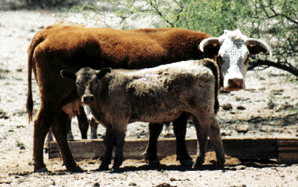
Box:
27;24;213;118
33;25;211;69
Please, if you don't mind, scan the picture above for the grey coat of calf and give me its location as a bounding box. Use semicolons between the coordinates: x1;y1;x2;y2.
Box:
61;59;225;171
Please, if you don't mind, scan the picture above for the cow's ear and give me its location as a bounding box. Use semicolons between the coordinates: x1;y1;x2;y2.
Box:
60;70;76;81
199;43;220;58
247;44;270;55
246;39;272;56
96;67;112;79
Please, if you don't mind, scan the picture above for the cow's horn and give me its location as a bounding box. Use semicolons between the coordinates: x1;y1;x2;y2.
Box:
199;37;220;52
246;39;272;56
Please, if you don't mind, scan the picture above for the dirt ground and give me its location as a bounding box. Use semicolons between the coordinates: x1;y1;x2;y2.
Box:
0;10;298;187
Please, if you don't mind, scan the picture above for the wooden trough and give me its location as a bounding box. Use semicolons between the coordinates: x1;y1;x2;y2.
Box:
47;138;298;164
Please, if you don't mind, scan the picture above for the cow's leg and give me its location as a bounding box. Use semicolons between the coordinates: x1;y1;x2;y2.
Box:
90;118;99;139
208;117;225;168
191;115;209;169
33;105;53;172
51;110;83;172
77;106;89;139
98;127;115;171
144;123;163;167
172;113;193;168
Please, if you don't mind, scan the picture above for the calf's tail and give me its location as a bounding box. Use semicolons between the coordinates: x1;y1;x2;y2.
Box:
202;59;220;114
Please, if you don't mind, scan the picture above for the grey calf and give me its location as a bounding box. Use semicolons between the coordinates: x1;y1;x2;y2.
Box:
61;59;225;171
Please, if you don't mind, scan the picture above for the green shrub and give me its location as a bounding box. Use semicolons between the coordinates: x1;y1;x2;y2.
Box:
68;0;298;76
110;0;298;76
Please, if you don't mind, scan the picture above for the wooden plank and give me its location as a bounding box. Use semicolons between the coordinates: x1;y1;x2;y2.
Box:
48;137;281;161
221;138;277;160
48;138;197;160
277;139;298;163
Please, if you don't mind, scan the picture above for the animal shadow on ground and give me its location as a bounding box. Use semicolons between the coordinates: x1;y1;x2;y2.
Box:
7;158;289;176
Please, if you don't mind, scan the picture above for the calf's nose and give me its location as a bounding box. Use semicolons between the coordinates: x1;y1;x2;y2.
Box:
227;78;244;91
82;95;95;104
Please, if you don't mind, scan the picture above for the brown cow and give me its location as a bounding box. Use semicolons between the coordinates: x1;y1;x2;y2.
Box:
27;22;271;171
26;23;214;172
61;59;224;172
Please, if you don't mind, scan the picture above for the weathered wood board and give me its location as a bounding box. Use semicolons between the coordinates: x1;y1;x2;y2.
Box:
277;139;298;163
46;137;298;163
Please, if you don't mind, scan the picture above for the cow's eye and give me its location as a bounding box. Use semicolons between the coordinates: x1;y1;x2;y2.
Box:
217;56;224;65
76;82;80;86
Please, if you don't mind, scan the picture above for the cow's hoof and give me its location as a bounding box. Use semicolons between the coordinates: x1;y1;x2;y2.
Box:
180;159;194;168
69;166;84;173
148;159;161;169
110;167;123;173
34;166;48;173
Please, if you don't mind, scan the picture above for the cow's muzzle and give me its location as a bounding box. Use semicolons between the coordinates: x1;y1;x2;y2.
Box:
225;78;244;91
82;95;95;104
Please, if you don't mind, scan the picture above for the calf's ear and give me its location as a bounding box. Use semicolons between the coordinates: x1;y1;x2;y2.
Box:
60;70;76;81
96;67;112;79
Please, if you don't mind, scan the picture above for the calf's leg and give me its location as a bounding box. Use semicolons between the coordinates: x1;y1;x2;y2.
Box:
145;113;192;168
77;106;89;139
144;123;163;167
98;127;115;171
90;118;99;139
172;113;193;167
113;129;126;172
192;111;225;169
64;106;89;140
208;118;225;168
192;115;209;169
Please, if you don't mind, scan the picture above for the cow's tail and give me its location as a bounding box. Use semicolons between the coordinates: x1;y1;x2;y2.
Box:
202;58;220;115
26;34;44;122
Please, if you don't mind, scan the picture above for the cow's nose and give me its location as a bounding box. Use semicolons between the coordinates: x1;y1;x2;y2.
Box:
82;95;94;104
227;78;244;90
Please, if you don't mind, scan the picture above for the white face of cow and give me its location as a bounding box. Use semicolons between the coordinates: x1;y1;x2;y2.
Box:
200;29;272;91
218;30;250;90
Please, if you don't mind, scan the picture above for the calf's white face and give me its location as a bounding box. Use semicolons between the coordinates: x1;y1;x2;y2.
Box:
200;29;272;91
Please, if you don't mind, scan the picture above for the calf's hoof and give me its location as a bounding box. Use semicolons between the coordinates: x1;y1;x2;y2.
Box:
148;159;162;169
180;159;194;168
192;161;203;170
216;163;225;170
97;163;109;171
34;166;48;173
68;165;84;173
